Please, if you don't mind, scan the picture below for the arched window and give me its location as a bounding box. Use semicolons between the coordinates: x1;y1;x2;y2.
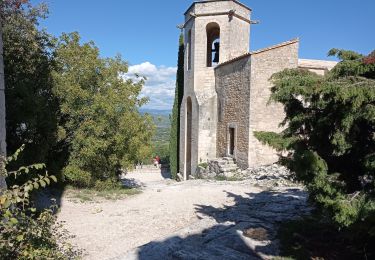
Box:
206;22;220;67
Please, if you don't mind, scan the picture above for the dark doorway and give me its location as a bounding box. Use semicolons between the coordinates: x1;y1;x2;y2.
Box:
186;97;192;179
229;127;235;156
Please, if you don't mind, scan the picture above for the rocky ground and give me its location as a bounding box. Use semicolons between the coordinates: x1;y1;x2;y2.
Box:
237;164;298;187
56;165;310;260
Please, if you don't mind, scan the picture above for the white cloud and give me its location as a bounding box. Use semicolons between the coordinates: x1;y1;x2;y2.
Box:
124;62;177;110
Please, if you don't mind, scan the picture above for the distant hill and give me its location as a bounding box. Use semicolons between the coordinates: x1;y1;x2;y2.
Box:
139;108;171;116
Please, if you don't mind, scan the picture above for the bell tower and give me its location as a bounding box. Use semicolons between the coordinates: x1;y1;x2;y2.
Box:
180;0;252;180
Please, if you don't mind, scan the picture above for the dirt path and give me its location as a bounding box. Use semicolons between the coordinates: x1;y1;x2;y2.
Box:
58;170;308;260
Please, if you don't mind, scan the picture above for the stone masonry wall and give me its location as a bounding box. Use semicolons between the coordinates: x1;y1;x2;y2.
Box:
248;40;299;166
215;56;251;169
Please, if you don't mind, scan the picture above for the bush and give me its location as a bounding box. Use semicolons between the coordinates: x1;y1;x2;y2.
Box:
255;49;375;244
63;165;92;188
0;147;79;259
94;178;122;191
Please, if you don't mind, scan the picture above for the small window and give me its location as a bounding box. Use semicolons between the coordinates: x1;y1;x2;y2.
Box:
206;22;220;67
229;127;235;156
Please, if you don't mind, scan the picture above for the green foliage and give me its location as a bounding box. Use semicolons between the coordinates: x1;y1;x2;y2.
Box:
1;2;60;178
93;178;123;191
62;165;91;188
256;49;375;241
153;141;170;164
2;1;156;189
169;33;184;179
198;162;208;169
53;32;154;187
254;131;296;151
278;214;375;259
151;114;171;164
0;147;78;259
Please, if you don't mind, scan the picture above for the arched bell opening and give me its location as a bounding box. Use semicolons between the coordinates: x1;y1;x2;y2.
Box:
206;22;220;67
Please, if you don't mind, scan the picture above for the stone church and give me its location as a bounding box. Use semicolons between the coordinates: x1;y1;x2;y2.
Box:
179;0;336;180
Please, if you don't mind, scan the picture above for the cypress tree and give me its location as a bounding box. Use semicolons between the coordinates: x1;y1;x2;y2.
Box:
169;33;184;179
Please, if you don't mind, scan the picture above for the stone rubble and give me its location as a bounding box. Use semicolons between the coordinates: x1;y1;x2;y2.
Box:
238;164;298;187
198;158;299;188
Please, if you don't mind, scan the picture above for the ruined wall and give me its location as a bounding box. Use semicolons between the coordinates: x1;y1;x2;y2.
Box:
248;40;299;166
215;56;251;169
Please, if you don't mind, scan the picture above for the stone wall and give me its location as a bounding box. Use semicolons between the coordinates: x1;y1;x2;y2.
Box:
215;40;299;169
248;40;299;166
215;56;251;169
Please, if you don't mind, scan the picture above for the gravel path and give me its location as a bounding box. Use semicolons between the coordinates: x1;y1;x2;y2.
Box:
57;169;308;260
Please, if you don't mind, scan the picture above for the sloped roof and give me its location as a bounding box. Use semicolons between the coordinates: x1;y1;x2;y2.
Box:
215;38;299;68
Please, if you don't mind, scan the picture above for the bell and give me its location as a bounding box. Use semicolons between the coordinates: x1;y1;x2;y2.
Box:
213;42;220;63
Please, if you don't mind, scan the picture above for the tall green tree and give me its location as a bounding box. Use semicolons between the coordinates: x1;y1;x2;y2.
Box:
1;1;59;177
53;32;154;187
255;49;375;241
169;33;184;179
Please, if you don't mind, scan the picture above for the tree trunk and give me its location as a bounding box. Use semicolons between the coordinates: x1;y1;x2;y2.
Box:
0;16;7;190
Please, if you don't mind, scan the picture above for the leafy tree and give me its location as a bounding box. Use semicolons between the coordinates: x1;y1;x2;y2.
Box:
53;32;154;187
1;0;59;180
169;33;184;179
255;49;375;242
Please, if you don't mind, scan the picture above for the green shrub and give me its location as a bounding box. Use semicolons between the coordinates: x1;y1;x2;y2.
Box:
0;147;80;259
198;162;209;169
63;165;92;188
255;49;375;245
94;178;122;191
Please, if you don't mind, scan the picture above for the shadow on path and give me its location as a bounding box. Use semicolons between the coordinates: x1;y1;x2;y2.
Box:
33;185;66;212
120;188;310;260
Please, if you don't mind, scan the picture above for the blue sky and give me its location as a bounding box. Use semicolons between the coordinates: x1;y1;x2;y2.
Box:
32;0;375;110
